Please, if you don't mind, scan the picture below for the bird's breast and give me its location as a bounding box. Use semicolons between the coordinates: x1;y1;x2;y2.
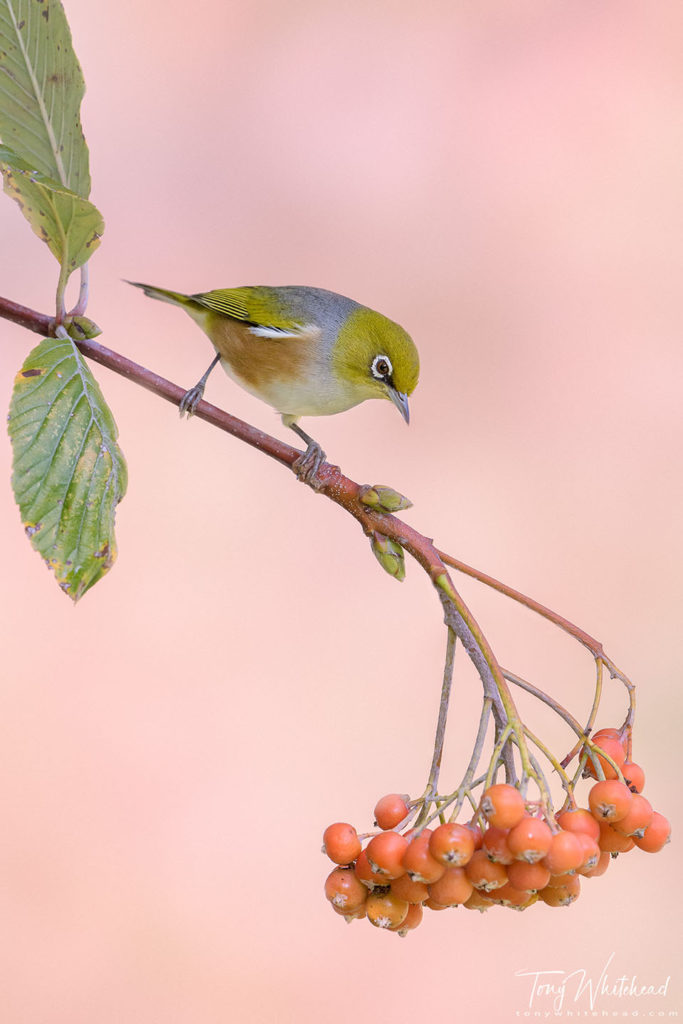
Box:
203;313;359;417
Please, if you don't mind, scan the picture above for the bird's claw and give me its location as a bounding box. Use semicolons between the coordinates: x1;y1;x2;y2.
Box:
179;384;205;417
293;442;326;488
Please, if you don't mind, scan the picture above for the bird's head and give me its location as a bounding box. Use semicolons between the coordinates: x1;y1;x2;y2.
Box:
332;306;420;423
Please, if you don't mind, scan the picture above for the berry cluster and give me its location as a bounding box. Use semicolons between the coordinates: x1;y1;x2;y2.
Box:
322;730;670;935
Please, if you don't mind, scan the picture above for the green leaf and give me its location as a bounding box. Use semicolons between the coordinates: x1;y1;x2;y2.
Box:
0;144;103;274
0;0;90;196
8;335;128;600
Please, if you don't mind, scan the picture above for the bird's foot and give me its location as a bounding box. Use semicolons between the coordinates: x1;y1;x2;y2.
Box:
293;441;326;489
179;383;205;417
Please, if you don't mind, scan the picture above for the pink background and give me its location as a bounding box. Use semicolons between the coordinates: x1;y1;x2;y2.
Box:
0;1;680;1020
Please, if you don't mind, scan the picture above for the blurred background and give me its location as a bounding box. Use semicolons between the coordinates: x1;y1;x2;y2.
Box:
0;1;680;1020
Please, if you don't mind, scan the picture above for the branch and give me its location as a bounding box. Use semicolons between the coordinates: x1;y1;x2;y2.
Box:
0;294;52;335
0;295;488;589
435;550;634;691
436;548;603;653
0;292;300;469
0;293;576;791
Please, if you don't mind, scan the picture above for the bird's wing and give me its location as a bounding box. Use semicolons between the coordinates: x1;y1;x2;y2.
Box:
191;288;317;340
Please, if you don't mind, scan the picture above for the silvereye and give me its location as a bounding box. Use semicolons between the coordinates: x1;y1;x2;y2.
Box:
128;282;419;480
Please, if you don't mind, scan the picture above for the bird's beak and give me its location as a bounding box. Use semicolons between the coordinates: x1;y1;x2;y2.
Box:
388;387;410;425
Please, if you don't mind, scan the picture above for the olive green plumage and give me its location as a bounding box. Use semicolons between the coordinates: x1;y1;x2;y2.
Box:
128;281;419;478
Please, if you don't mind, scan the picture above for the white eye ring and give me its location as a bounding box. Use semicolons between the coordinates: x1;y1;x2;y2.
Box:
371;354;393;380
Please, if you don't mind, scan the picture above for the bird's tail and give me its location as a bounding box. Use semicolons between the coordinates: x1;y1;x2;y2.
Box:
125;280;194;309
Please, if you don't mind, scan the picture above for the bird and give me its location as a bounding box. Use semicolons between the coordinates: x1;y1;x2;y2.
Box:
127;282;419;482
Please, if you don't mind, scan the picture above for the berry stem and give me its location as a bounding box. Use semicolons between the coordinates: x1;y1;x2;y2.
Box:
518;739;555;820
414;627;457;828
560;657;604;768
503;670;584;737
423;626;456;802
521;724;575;809
484;723;513;790
435;582;530;790
448;698;493;822
436;549;634;694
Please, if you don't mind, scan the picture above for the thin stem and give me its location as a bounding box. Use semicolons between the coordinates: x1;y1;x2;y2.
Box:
418;770;492;830
55;262;69;324
561;657;604;768
521;724;575;802
570;750;590;791
436;583;526;786
428;628;457;793
415;628;457;828
504;670;585;738
587;657;604;737
484;722;513;790
619;672;637;759
437;549;637;693
69;264;90;317
448;698;492;822
519;741;555;823
437;549;604;656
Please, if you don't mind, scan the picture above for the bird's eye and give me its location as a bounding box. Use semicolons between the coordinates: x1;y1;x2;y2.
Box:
371;354;393;380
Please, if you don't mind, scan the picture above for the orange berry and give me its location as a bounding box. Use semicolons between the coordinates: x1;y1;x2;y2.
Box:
585;736;626;780
589;780;633;822
548;868;581;884
374;794;410;831
592;727;623;743
622;761;645;793
507;859;551;892
322;822;362;865
390;873;429;904
516;892;539;911
324;867;367;913
582;849;610;877
574;832;600;872
507;817;553;863
597;820;635;853
429;823;475;867
389;901;423;934
402;831;445;884
366;831;409;879
366;891;409;929
354;849;388;889
481;784;526;829
556;808;600;843
545;871;575;887
402;826;432;842
463;889;494;912
465;822;484;850
423;896;449;911
428;866;474;907
542;830;584;874
489;881;533;908
464;849;508;891
483;826;515;864
539;875;581;906
612;794;653;837
634;811;671;853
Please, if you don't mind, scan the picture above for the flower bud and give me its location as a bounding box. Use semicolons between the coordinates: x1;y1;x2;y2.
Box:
65;315;103;340
371;532;406;581
360;484;413;513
